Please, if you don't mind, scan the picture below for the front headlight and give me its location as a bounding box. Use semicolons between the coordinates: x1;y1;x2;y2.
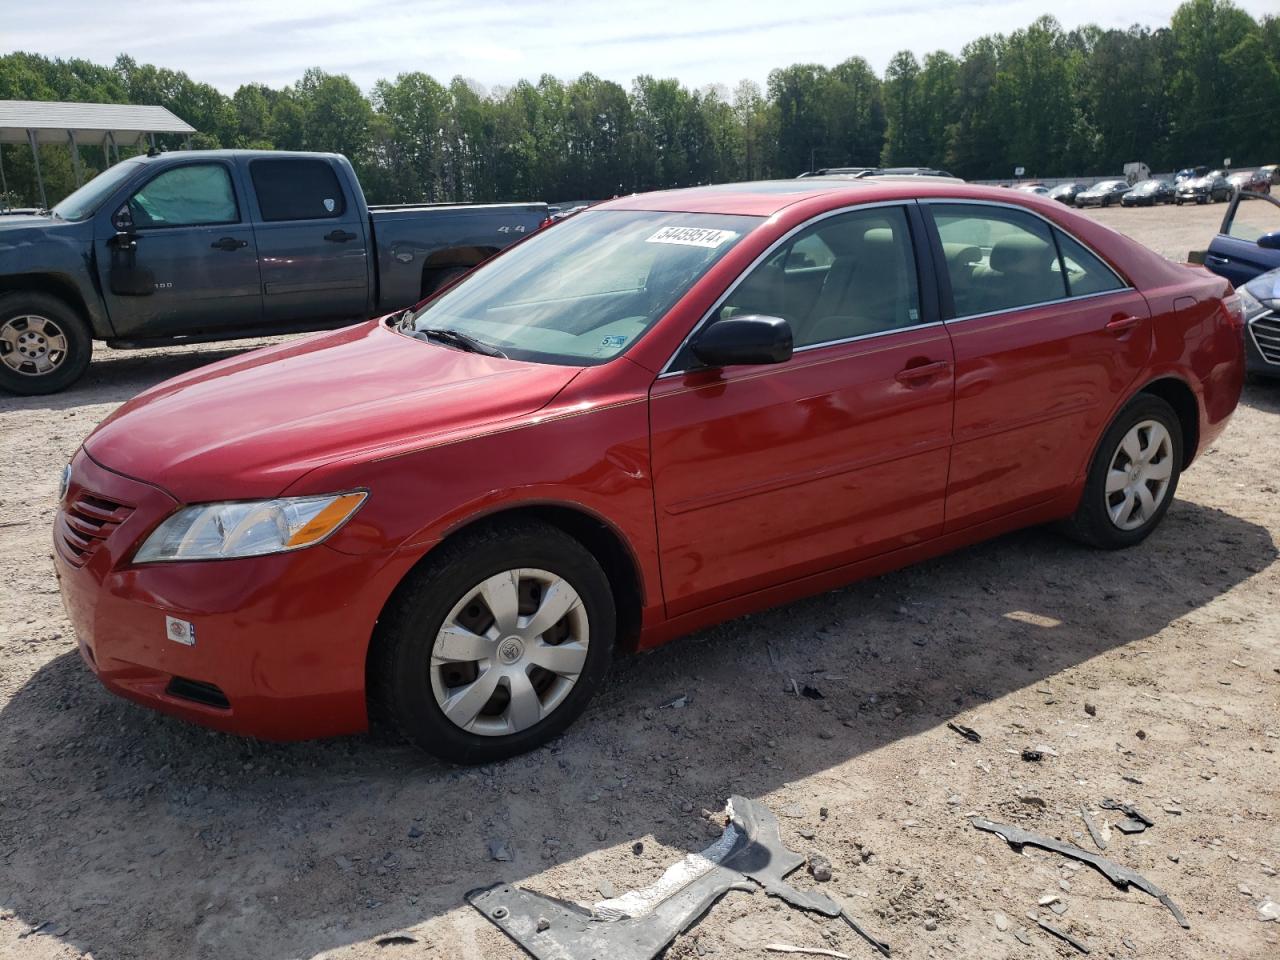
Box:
133;492;367;563
1238;286;1267;323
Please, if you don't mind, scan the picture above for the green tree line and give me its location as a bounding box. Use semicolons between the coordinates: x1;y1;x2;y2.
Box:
1;0;1276;208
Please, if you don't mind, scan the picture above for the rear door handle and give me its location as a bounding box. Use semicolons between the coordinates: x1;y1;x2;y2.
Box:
1105;314;1141;335
895;360;951;384
1205;253;1229;265
210;237;248;251
325;229;358;243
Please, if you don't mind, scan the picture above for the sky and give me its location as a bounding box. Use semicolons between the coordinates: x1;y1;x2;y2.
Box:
7;0;1278;96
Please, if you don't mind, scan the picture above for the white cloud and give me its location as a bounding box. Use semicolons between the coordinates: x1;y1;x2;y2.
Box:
8;0;1278;95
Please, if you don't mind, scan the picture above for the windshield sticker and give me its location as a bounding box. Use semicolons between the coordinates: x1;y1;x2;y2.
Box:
599;334;628;352
646;226;738;248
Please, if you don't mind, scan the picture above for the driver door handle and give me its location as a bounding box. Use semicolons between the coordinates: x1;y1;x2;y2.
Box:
895;360;951;384
211;237;248;251
325;229;358;243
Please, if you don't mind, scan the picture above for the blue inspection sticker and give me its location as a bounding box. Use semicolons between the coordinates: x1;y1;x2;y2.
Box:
599;335;628;350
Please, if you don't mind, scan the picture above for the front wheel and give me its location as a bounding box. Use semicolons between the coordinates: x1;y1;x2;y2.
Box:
1063;395;1183;549
0;292;92;395
370;521;615;763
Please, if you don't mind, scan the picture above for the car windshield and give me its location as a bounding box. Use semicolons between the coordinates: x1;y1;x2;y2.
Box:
1095;181;1126;191
1135;181;1160;193
406;209;760;365
50;159;144;220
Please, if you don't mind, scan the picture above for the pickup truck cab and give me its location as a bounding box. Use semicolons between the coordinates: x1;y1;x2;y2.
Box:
0;150;546;394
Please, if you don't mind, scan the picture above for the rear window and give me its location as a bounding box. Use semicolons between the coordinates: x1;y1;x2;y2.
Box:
250;159;346;222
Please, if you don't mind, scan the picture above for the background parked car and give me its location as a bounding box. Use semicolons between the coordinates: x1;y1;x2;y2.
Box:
1227;170;1272;196
1177;169;1231;204
1049;182;1086;206
1121;179;1176;206
1204;189;1280;285
1076;179;1131;207
1015;184;1051;196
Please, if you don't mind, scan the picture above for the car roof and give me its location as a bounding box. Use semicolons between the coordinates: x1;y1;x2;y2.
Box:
597;179;1041;217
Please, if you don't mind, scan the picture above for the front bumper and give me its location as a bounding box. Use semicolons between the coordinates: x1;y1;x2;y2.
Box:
53;449;420;740
1246;310;1280;374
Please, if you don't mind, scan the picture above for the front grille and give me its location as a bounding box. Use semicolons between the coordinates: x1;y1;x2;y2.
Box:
1250;311;1280;365
56;491;134;567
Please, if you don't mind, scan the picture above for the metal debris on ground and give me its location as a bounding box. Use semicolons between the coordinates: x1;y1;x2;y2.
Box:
467;796;891;960
765;945;852;958
1036;919;1091;954
947;722;981;743
1079;806;1107;850
970;817;1189;929
1100;798;1154;834
1020;748;1043;762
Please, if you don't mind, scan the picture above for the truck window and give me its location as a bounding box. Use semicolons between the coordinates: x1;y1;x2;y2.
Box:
128;164;239;228
250;159;347;221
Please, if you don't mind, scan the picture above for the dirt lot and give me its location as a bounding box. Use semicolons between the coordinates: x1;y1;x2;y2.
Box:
0;200;1276;960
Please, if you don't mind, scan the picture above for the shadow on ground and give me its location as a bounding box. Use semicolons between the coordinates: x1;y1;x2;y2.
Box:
1;488;1273;958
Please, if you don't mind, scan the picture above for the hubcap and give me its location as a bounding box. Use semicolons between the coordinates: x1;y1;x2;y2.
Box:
430;568;589;736
0;315;69;376
1105;419;1174;531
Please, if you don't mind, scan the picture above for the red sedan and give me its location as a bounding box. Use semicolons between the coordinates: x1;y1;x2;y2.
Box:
54;179;1245;762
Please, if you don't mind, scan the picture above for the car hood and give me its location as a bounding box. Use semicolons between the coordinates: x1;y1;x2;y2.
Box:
1245;267;1280;308
84;321;582;502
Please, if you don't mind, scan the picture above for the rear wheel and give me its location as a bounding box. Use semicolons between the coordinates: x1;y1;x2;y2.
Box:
370;521;615;763
0;292;92;395
1063;395;1183;549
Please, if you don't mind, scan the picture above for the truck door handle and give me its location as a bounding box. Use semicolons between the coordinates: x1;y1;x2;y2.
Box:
895;360;950;384
325;229;357;243
1105;314;1141;335
211;237;248;251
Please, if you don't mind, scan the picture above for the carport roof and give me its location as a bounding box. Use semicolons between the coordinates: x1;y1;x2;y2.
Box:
0;100;195;144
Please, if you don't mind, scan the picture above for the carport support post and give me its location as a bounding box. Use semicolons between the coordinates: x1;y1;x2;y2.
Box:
107;131;119;165
26;129;47;210
67;130;83;187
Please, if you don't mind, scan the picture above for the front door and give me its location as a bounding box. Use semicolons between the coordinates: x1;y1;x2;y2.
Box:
1207;191;1280;286
650;204;955;617
95;160;262;337
924;201;1152;531
246;156;371;326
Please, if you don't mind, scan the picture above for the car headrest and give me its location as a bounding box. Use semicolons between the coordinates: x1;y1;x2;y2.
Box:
943;242;981;268
989;233;1054;274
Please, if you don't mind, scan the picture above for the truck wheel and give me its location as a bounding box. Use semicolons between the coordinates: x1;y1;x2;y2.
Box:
0;292;92;395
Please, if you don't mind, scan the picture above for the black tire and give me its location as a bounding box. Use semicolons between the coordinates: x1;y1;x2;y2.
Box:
1063;394;1183;550
369;520;615;763
0;292;92;395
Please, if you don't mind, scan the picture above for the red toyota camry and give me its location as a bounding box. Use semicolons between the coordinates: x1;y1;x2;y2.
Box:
54;178;1244;762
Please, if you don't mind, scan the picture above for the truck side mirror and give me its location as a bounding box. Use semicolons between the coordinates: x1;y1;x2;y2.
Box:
111;203;134;234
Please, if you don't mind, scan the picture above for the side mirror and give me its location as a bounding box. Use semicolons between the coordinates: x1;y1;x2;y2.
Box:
1257;231;1280;250
691;314;793;368
111;203;134;234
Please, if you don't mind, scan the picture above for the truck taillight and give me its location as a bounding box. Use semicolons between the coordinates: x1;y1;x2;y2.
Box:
1221;292;1245;329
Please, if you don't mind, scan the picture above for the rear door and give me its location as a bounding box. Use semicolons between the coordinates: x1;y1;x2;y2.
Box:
649;203;955;617
94;159;262;337
924;201;1152;532
1207;191;1280;286
246;156;372;326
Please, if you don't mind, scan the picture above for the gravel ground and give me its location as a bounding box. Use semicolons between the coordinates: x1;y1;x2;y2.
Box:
0;201;1277;960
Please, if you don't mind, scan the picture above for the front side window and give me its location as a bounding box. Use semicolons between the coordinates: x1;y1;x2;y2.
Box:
407;210;759;365
250;159;346;222
717;205;921;348
1224;193;1280;242
932;205;1066;316
128;164;238;228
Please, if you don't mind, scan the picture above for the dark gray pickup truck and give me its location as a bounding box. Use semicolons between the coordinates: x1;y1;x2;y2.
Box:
0;150;547;393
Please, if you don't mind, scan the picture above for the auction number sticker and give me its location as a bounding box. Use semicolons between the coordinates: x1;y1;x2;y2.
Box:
646;226;737;248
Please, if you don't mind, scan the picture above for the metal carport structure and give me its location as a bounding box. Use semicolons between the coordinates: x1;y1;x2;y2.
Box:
0;100;195;208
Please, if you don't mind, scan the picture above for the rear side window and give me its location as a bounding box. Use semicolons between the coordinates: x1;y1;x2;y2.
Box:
932;205;1066;316
128;164;238;228
1054;230;1124;297
250;159;346;222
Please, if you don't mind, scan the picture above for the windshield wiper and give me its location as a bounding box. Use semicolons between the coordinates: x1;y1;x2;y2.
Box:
414;327;507;358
